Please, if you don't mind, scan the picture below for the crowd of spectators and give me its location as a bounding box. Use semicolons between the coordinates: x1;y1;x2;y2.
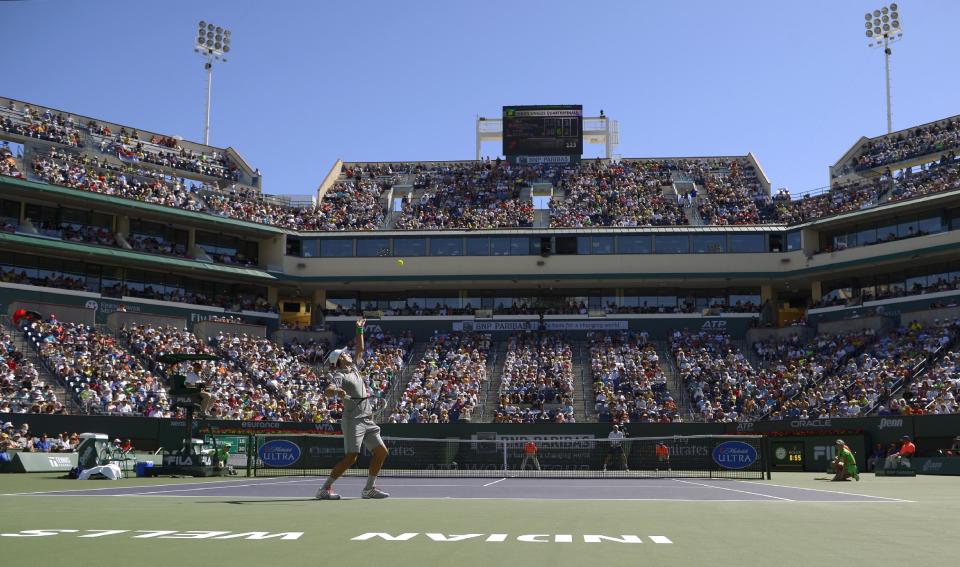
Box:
25;318;169;416
887;153;960;203
550;160;688;228
0;422;81;454
59;223;117;247
10;140;960;233
850;116;960;172
1;329;64;414
203;181;388;231
0;263;274;315
394;161;535;229
309;181;386;231
496;333;575;423
913;346;960;415
865;320;959;416
328;298;759;319
31;148;208;212
125;325;277;421
91;124;241;181
0;99;247;182
753;330;876;420
589;331;679;423
695;159;775;225
671;329;765;422
669;328;867;422
205;332;333;422
126;233;187;257
1;143;22;178
773;181;881;225
102;280;273;314
1;103;83;147
746;321;958;420
391;332;489;423
814;275;960;310
5;94;960;234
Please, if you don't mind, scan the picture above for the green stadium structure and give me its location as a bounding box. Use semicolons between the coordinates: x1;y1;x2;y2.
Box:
2;95;960;441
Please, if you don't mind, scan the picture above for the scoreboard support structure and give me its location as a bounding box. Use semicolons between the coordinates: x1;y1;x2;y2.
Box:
475;112;619;160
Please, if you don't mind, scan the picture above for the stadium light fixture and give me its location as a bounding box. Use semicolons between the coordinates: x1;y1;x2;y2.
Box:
194;20;232;145
864;4;902;134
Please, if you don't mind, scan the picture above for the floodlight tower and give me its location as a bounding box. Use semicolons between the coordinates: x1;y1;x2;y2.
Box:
864;4;903;134
194;21;232;145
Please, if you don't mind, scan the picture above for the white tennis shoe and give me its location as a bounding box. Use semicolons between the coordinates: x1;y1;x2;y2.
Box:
361;487;390;499
316;488;341;500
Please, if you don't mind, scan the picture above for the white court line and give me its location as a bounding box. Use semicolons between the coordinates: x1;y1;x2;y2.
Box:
0;493;913;502
2;475;316;496
482;478;507;487
733;480;915;503
674;479;794;501
131;478;322;495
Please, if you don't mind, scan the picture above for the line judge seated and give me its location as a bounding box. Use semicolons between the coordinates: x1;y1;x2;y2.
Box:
884;435;916;470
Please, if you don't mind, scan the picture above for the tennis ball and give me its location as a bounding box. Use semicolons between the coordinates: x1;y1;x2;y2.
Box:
396;258;405;267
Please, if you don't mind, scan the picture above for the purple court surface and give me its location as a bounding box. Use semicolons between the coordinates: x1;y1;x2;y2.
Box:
4;477;913;502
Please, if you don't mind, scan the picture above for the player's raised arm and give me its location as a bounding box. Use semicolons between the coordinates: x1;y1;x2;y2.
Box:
354;318;366;363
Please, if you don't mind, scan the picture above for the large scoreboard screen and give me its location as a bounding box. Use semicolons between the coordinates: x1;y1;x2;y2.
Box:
503;105;583;158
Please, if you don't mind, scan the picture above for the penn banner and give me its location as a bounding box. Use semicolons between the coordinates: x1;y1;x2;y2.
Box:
914;458;960;475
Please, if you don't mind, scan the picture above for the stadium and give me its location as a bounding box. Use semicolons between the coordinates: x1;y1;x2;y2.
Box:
1;2;959;566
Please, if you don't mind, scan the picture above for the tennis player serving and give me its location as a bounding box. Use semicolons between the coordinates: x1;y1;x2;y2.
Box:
316;318;390;500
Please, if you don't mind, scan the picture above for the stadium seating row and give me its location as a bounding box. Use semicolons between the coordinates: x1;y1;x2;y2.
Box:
8;313;960;423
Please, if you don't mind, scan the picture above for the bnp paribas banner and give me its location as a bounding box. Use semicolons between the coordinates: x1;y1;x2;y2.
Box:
453;320;629;332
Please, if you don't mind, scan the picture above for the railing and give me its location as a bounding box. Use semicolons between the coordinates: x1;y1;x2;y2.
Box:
878;332;959;415
5;315;87;413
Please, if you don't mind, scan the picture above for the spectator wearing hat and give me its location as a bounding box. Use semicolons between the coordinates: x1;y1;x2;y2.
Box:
884;435;916;470
0;432;14;463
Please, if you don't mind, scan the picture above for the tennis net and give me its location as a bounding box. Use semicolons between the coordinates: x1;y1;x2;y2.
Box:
248;434;768;479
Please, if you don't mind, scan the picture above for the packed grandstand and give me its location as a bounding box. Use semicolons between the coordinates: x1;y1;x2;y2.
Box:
1;94;959;435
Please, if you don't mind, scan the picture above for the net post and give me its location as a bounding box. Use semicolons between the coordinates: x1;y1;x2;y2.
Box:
247;434;255;478
763;435;772;480
501;440;507;472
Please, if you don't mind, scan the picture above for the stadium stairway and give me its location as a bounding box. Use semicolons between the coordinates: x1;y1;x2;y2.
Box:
738;339;765;371
685;190;705;225
4;321;82;414
479;340;508;422
656;340;700;421
651;339;684;415
869;331;959;415
377;340;427;422
571;338;592;422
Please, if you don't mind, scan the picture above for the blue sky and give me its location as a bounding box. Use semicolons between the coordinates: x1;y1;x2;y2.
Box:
2;0;956;197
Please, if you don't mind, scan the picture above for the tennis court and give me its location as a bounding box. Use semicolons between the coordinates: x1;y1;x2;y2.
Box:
1;472;954;567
